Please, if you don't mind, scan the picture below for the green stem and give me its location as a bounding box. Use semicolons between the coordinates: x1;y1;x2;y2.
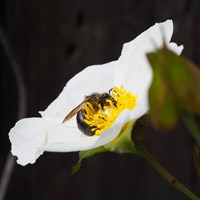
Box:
182;112;200;145
133;136;200;200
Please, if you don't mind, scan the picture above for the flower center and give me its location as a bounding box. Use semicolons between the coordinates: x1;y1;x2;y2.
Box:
83;85;137;136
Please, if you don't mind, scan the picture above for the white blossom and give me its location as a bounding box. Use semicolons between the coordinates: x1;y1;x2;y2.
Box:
9;20;183;166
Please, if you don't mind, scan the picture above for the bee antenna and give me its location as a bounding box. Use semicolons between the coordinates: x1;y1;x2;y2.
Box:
109;88;113;94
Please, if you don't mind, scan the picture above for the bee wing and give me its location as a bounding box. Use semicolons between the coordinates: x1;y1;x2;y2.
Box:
62;101;85;123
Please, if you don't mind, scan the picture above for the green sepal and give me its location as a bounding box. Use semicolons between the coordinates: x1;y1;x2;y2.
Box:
71;146;108;174
72;120;140;174
104;120;138;155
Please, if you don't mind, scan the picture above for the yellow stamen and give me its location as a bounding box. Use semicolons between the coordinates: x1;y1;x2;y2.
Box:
84;85;137;136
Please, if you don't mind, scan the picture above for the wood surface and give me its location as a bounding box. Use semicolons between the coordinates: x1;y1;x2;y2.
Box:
1;0;200;199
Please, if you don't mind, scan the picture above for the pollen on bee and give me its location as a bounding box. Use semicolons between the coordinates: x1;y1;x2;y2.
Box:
83;85;138;136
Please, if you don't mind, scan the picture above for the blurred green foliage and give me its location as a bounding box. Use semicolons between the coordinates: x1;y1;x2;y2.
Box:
147;44;200;130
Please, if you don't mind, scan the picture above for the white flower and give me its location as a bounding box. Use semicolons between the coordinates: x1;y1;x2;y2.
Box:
9;19;183;166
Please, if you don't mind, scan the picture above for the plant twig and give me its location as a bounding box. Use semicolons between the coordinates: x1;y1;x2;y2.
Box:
132;136;200;200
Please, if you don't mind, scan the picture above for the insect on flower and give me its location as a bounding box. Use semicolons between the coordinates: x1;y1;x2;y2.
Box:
62;86;137;136
62;90;118;136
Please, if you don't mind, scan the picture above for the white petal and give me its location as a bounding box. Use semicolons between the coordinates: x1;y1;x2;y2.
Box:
115;19;183;98
9;118;46;166
9;111;129;165
120;19;173;60
112;20;183;125
168;43;184;55
40;61;118;124
44;110;130;152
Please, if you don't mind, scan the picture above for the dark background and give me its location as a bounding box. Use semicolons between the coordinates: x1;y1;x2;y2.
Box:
1;0;200;200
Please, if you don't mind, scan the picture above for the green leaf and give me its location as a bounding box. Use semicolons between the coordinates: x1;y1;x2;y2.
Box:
147;44;200;131
160;47;200;114
72;146;108;174
147;51;179;130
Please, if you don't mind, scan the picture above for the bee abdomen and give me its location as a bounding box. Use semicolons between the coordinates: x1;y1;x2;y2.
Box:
76;110;95;136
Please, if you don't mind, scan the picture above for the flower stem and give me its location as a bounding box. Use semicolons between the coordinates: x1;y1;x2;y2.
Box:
132;136;200;200
182;112;200;145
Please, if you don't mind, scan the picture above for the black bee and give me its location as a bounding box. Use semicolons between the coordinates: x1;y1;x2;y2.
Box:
62;90;116;136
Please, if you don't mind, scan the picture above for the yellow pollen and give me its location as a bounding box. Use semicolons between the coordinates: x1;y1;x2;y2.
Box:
83;85;137;136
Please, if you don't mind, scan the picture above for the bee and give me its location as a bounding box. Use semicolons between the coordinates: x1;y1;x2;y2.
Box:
62;90;116;136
